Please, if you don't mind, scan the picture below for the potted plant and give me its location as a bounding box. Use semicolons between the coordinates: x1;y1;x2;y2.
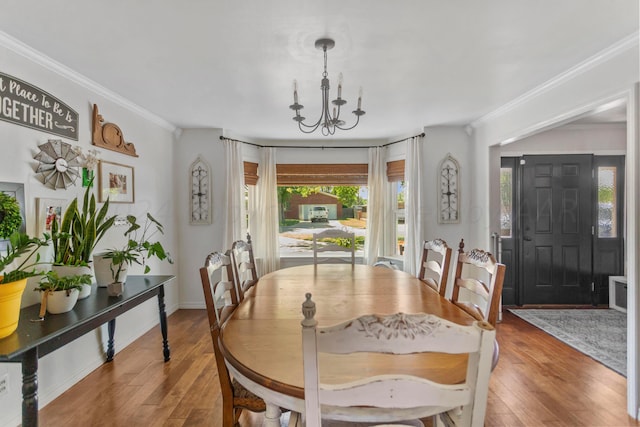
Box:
97;213;172;296
51;179;116;299
34;270;92;314
0;232;50;338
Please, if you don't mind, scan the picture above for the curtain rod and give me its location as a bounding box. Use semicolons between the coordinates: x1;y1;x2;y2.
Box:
219;132;425;149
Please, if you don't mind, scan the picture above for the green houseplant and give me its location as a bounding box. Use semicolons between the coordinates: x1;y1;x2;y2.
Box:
98;213;172;295
0;192;22;240
51;179;117;299
0;232;50;338
34;270;92;314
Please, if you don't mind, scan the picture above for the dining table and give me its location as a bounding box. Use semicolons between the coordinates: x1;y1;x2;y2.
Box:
219;263;478;426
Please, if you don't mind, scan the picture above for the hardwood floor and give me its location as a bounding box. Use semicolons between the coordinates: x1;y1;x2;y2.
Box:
39;310;635;426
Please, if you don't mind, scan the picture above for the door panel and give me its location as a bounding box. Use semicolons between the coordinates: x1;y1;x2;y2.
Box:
521;155;592;304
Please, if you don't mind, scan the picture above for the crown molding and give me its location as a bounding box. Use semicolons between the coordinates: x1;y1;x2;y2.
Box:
0;30;177;133
471;31;639;128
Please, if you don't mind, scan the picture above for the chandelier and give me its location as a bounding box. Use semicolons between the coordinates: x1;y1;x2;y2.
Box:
289;38;365;136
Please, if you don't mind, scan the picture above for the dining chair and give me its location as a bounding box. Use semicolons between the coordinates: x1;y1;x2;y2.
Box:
200;251;266;427
312;228;355;266
231;233;259;302
417;238;452;297
450;240;506;327
300;293;496;427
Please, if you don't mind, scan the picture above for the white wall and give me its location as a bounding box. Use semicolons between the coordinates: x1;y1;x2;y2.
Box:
421;126;474;250
499;124;627;156
0;44;178;427
174;129;226;308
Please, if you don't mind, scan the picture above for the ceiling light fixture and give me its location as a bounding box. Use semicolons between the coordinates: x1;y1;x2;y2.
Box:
289;38;365;136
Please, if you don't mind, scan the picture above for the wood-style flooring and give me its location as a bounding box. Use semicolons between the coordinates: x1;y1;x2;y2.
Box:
39;310;636;427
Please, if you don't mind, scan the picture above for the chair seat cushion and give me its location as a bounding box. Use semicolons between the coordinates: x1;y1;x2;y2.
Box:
231;378;267;412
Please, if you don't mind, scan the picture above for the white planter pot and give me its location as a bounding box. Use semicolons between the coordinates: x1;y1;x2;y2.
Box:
93;253;128;287
93;253;112;287
52;264;94;299
45;289;79;314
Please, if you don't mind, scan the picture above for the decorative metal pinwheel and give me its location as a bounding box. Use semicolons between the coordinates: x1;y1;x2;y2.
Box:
33;139;81;190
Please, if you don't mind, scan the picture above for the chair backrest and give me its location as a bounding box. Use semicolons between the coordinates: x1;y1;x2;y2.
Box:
231;234;258;301
451;241;506;327
417;238;452;297
312;228;355;265
300;293;495;427
199;250;239;409
200;250;239;326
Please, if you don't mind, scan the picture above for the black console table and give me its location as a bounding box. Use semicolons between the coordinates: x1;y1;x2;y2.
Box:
0;275;175;427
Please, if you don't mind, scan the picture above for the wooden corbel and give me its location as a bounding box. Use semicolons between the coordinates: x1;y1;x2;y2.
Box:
91;104;139;157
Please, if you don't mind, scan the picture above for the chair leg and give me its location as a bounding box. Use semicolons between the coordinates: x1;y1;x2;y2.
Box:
222;399;235;427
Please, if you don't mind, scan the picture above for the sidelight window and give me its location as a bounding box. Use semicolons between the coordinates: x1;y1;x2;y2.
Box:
597;166;618;238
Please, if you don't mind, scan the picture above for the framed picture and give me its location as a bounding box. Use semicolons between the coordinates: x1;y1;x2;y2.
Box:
98;161;135;203
36;198;66;237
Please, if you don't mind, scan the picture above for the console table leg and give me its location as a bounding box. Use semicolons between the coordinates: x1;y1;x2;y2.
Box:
158;285;170;362
22;348;38;427
106;319;116;362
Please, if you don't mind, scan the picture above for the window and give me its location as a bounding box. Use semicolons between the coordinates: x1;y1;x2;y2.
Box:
597;166;618;238
500;167;512;237
394;181;405;256
278;185;366;257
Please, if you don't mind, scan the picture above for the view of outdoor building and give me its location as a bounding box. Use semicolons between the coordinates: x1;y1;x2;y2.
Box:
276;183;406;257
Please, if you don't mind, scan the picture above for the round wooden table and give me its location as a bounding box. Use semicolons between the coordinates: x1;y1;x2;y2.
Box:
219;264;477;426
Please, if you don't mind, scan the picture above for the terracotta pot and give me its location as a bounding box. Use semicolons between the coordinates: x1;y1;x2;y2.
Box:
107;282;124;297
0;277;28;339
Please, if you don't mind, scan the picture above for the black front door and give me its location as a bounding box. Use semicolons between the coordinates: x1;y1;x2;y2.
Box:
520;155;593;304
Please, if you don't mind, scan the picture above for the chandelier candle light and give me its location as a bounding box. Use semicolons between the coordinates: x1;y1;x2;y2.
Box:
290;38;365;136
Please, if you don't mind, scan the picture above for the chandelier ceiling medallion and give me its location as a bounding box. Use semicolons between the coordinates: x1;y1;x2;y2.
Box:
289;38;365;136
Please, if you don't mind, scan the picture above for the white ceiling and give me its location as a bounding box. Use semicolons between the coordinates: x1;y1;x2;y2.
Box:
0;1;637;142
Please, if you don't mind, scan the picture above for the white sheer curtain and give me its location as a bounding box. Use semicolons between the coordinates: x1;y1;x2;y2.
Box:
364;146;385;265
403;135;424;275
254;147;280;275
222;138;246;249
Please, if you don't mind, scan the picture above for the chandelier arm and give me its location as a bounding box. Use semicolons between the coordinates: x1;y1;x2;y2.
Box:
335;114;361;131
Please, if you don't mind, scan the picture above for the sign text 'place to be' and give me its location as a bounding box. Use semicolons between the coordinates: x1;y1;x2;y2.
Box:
0;71;78;140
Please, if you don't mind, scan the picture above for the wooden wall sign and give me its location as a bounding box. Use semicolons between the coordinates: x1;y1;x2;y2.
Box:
0;71;78;140
91;104;138;157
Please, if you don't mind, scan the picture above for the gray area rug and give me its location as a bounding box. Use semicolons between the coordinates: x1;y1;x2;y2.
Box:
508;309;626;376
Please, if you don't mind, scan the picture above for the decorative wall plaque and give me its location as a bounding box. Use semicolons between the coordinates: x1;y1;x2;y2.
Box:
0;71;78;140
91;104;138;157
438;153;460;224
190;156;211;224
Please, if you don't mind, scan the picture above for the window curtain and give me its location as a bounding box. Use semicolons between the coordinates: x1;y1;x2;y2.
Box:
364;147;385;264
222;138;246;249
254;147;280;275
404;135;424;275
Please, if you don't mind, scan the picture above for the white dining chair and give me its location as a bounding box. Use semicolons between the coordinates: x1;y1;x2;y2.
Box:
299;293;496;427
451;240;506;327
312;228;355;266
417;238;452;297
230;233;259;301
